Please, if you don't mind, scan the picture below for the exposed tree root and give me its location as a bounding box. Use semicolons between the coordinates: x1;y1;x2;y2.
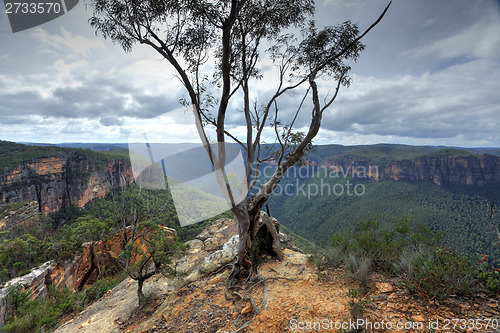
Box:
226;274;296;315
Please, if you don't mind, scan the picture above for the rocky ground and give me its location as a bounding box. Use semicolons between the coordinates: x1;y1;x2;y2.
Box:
117;258;499;333
50;216;499;333
363;272;500;333
122;249;353;333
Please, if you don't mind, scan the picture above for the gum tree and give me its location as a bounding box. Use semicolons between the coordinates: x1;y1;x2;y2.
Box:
90;0;391;276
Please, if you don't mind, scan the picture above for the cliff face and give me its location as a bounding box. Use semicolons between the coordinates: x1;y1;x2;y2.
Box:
0;225;177;326
0;154;134;214
311;153;500;186
381;154;500;186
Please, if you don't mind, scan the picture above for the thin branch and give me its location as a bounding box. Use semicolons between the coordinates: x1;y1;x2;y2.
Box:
314;1;391;75
273;101;285;165
320;73;345;113
283;86;310;151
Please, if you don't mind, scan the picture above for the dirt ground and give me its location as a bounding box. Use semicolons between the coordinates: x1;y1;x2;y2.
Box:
119;249;499;333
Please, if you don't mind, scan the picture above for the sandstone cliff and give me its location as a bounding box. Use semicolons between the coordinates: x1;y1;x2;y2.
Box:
381;153;500;186
0;225;177;326
0;152;133;214
310;150;500;187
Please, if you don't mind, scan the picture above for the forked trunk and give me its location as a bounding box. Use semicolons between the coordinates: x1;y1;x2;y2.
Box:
231;200;283;276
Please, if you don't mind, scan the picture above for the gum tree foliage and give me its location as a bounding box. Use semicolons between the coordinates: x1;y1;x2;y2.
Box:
90;0;391;275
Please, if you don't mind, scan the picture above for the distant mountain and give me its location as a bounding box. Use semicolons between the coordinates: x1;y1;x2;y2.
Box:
18;142;129;151
18;141;500;156
4;140;500;265
308;143;500;161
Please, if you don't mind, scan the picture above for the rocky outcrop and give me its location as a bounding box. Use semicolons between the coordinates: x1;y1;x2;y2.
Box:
0;225;177;326
0;261;54;325
52;217;241;333
0;153;133;214
0;200;38;230
181;217;238;275
1;215;296;330
49;226;177;292
52;215;301;333
310;152;500;187
185;235;239;283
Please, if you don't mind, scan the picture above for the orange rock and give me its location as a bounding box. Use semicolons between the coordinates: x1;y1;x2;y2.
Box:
258;309;270;321
1;156;133;215
46;225;175;291
241;305;252;315
375;282;393;293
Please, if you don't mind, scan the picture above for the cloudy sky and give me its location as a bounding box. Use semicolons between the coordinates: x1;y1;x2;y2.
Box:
0;0;499;147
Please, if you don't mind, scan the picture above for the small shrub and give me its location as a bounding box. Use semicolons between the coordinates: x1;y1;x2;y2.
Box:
392;247;429;281
5;284;32;315
83;274;123;305
4;287;64;333
312;246;346;270
2;275;123;333
311;251;326;269
346;253;372;288
475;254;500;293
406;247;478;299
347;287;372;319
331;216;415;273
323;246;345;267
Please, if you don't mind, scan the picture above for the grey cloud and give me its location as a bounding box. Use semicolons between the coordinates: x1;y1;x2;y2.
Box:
1;91;47;116
0;73;183;122
0;114;38;125
318;61;500;142
1;0;499;146
100;116;123;126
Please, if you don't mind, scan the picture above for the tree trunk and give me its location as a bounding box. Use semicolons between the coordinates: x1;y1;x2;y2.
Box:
137;278;146;305
232;200;283;276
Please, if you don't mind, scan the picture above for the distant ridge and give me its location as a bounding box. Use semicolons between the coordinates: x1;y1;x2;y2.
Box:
15;142;500;156
18;142;129;151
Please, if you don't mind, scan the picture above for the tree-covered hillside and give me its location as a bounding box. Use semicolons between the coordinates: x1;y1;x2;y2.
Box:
268;173;500;266
308;143;500;162
0;140;130;174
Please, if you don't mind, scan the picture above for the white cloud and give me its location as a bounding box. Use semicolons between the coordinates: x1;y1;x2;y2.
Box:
31;27;105;56
52;59;89;78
